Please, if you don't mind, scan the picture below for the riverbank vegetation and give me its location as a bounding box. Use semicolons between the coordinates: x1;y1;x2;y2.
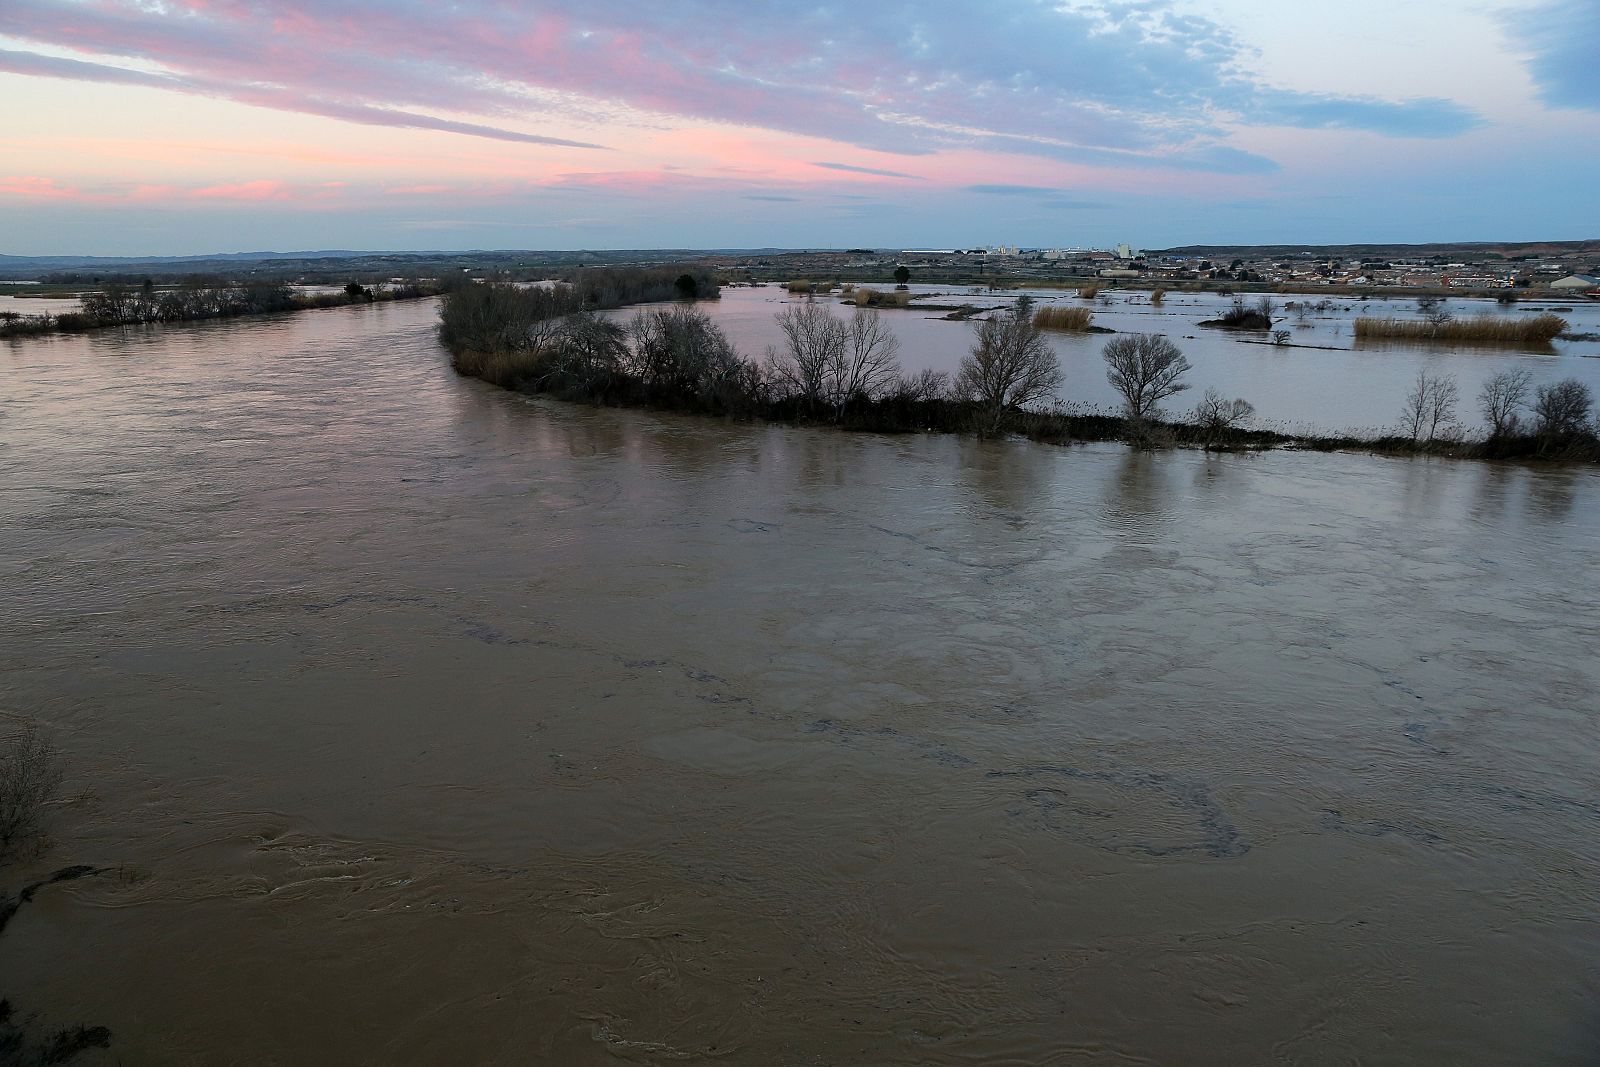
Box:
439;282;1600;464
1354;313;1567;345
0;278;441;339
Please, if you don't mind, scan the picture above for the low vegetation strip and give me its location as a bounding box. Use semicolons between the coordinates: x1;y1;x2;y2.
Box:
1353;313;1567;345
441;284;1600;464
0;279;441;338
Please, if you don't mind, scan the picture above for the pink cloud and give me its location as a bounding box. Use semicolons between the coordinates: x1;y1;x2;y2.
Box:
189;179;295;201
0;176;77;200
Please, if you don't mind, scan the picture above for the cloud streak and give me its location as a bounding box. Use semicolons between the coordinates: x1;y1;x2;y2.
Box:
1509;2;1600;111
813;162;922;180
0;0;1485;177
0;47;609;149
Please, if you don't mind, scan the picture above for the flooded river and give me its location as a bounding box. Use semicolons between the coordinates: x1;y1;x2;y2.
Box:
3;299;1599;1065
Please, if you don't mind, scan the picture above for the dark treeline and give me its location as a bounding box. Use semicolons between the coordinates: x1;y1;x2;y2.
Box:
563;266;720;308
440;283;1600;464
0;278;440;339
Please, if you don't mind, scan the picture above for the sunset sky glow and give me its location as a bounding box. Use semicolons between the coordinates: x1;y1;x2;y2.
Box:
2;0;1597;255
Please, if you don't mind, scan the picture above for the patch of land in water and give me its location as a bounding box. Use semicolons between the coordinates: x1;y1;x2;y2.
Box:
440;281;1600;465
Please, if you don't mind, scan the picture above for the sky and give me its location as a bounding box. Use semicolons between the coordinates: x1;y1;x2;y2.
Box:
1;0;1596;256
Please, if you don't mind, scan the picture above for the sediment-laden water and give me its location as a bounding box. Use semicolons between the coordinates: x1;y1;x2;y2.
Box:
2;299;1598;1065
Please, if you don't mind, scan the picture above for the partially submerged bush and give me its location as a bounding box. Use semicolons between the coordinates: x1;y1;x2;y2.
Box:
1077;285;1100;299
1215;296;1274;330
1533;378;1593;438
0;726;63;864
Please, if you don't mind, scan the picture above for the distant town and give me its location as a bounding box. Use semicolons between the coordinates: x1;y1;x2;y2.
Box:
722;241;1600;296
2;239;1597;297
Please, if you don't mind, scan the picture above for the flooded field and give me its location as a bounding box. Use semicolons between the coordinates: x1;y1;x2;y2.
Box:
2;299;1599;1064
658;286;1600;436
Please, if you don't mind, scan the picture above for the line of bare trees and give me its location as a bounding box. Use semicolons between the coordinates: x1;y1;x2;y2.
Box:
1399;368;1596;450
766;302;918;419
443;285;1247;441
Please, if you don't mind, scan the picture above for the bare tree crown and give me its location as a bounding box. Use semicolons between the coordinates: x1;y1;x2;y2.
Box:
1102;333;1193;422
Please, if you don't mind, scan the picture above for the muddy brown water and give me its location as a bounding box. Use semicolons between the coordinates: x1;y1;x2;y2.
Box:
2;299;1599;1065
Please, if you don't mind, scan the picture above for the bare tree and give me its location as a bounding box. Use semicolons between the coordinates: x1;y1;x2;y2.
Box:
549;310;627;391
955;297;1062;435
1192;388;1255;442
1417;295;1452;330
1;725;63;864
624;306;744;401
770;301;846;407
825;309;903;414
890;368;950;403
1399;370;1460;442
1532;378;1594;437
1427;374;1460;441
1102;333;1193;423
1478;368;1532;439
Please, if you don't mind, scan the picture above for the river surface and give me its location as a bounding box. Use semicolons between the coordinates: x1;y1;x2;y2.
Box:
11;285;1600;436
2;299;1599;1065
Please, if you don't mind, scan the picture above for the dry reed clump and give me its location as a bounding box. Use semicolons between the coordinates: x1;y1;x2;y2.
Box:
449;347;549;388
1077;285;1100;299
1354;314;1567;345
839;283;856;294
1032;305;1094;331
786;280;815;294
853;288;911;308
1150;288;1167;305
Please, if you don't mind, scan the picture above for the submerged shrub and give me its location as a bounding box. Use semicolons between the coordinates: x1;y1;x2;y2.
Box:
0;725;64;864
1532;378;1593;438
1216;296;1274;329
